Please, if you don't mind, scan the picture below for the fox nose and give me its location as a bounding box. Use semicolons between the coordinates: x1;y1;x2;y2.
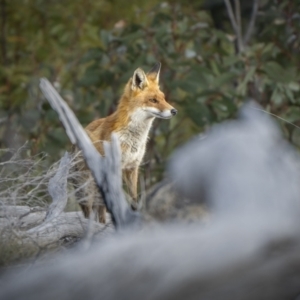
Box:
171;109;177;116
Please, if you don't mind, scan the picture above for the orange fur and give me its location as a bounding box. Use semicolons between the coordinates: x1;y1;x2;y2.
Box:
73;63;177;223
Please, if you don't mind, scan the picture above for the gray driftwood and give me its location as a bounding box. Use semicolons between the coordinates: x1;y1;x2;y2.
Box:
0;149;113;264
44;151;70;222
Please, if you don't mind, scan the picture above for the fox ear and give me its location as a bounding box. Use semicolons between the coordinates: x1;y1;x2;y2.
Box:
147;62;161;83
131;68;148;91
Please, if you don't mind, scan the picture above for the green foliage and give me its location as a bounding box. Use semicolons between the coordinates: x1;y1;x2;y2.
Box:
1;0;300;187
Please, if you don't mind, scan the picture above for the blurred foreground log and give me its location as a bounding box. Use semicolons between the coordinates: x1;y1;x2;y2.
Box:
1;216;300;300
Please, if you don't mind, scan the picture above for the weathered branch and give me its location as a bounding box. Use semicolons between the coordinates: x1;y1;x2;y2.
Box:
45;152;70;222
0;210;112;266
0;149;114;263
244;0;260;45
224;0;244;52
0;206;46;229
39;78;141;229
224;0;238;34
224;0;260;51
25;212;112;246
0;204;112;242
0;205;41;218
234;0;243;52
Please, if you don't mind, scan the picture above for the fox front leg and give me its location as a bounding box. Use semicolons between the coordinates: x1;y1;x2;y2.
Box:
123;168;138;209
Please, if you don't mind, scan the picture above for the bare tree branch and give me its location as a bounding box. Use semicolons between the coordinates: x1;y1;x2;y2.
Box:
45;152;70;222
224;0;238;34
0;148;114;264
0;210;113;265
244;0;260;45
0;206;46;229
234;0;243;52
26;212;112;244
0;205;39;218
224;0;244;53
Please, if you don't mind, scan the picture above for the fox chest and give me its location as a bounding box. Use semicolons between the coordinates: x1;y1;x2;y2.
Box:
116;129;149;170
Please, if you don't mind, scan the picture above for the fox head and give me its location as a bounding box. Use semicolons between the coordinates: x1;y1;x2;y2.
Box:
123;63;177;120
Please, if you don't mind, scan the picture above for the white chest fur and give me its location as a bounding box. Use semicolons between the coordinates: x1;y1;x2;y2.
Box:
116;108;154;170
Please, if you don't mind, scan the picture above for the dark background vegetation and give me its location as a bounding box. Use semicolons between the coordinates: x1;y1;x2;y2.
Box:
0;0;300;188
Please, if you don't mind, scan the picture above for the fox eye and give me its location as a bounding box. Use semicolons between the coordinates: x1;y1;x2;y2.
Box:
149;98;158;103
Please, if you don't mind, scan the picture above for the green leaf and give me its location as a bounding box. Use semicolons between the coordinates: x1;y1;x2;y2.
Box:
185;101;212;127
237;66;256;96
288;82;300;92
262;62;296;84
211;72;237;90
271;87;283;106
282;107;300;123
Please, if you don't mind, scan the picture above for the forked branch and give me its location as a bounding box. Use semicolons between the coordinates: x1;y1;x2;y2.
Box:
244;0;260;45
224;0;260;52
39;78;141;229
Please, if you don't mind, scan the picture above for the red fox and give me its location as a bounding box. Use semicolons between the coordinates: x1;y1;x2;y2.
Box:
73;62;177;223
